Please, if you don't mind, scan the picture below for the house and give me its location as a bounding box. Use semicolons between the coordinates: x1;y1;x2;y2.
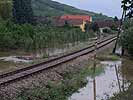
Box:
95;20;120;33
53;15;92;32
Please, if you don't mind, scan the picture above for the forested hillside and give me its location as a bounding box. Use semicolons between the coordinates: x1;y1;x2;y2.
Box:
0;0;112;21
32;0;112;21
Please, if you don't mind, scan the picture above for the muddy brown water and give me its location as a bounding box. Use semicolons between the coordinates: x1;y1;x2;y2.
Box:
69;59;133;100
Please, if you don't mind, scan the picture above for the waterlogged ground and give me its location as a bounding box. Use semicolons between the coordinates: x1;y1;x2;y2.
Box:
69;59;132;100
0;37;103;73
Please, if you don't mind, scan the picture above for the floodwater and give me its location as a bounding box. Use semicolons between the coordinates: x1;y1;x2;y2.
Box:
0;40;93;73
0;56;32;63
0;40;92;63
43;40;93;57
0;35;110;63
69;59;132;100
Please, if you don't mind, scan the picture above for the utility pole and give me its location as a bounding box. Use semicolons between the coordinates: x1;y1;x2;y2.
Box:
112;10;126;54
93;29;100;100
112;0;130;54
93;36;97;100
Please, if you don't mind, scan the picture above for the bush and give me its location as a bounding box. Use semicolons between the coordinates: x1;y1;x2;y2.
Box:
102;28;114;34
0;20;95;51
121;19;133;56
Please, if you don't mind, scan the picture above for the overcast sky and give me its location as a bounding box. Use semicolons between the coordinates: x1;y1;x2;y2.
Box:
53;0;122;18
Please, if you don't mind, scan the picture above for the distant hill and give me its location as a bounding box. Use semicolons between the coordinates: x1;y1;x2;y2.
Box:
32;0;112;21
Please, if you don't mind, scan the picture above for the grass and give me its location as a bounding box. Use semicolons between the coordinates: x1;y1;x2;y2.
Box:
108;58;133;100
0;19;95;52
109;82;133;100
16;63;104;100
97;54;120;61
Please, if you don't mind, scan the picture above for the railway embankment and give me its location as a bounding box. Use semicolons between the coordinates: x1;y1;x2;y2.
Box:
0;36;117;100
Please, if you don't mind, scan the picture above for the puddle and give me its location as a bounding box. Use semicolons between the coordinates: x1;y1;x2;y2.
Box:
0;56;32;63
0;41;91;64
69;61;131;100
115;47;122;55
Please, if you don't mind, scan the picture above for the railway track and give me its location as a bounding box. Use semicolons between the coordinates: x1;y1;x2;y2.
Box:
0;36;117;86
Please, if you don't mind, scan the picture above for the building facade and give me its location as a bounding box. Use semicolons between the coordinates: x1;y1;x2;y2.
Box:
53;15;92;32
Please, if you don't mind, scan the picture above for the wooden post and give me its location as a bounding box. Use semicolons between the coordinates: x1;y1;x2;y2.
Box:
93;36;98;73
93;34;98;100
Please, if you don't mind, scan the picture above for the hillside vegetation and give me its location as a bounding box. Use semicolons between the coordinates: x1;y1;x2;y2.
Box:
0;19;95;51
0;0;112;52
32;0;112;21
0;0;111;21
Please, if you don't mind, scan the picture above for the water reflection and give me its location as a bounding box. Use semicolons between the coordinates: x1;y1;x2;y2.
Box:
121;59;133;81
69;61;131;100
115;65;122;92
93;77;96;100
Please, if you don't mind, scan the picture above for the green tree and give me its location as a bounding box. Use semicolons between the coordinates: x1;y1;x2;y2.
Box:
0;0;12;19
113;0;133;54
91;22;99;32
121;20;133;56
12;0;34;24
114;16;119;21
121;0;133;18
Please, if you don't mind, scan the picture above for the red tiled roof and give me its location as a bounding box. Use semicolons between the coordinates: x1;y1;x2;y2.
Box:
60;15;91;21
53;15;92;26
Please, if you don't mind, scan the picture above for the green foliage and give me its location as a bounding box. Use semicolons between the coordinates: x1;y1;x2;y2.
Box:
121;0;133;18
32;0;112;21
110;24;118;31
0;0;12;19
0;20;95;51
87;22;99;32
114;16;119;21
103;28;112;33
109;83;133;100
13;0;34;24
97;55;120;61
121;19;133;56
91;22;99;32
16;65;104;100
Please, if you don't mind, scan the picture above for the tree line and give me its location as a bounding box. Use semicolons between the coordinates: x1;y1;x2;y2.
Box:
120;0;133;56
0;0;34;24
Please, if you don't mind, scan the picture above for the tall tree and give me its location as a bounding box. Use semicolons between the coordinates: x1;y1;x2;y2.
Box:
12;0;34;24
112;0;133;54
121;0;133;18
114;16;119;21
0;0;12;19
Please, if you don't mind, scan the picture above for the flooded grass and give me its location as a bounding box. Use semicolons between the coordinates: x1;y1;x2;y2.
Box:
0;60;16;70
0;38;99;74
109;83;133;100
0;51;29;57
108;58;133;100
16;63;104;100
0;60;30;74
97;54;120;61
69;61;123;100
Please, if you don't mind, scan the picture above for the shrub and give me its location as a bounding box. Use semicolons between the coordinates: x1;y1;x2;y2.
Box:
121;27;133;56
0;20;95;51
121;19;133;56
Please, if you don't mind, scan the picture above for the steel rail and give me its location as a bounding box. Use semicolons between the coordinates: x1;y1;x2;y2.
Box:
0;36;116;86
